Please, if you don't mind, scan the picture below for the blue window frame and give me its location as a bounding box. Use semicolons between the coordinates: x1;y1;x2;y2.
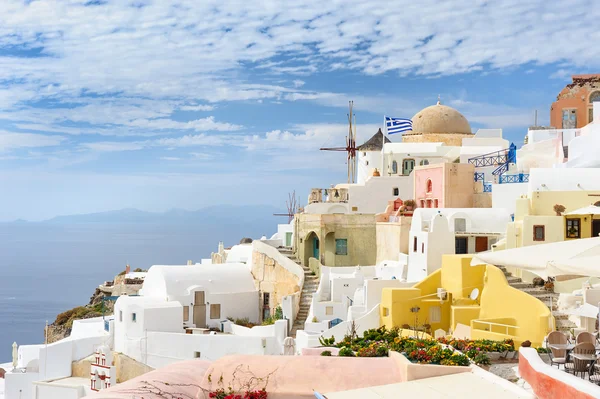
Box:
335;239;348;255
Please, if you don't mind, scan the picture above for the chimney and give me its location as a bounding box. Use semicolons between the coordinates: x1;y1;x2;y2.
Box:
187;260;193;266
125;264;130;275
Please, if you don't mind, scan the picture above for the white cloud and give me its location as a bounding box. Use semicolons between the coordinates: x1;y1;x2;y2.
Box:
0;130;65;151
179;104;215;111
292;80;305;88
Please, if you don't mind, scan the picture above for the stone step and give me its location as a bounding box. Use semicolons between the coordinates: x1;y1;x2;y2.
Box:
509;282;535;289
506;276;522;284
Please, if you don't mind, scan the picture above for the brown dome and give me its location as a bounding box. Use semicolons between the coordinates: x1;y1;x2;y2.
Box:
411;103;472;135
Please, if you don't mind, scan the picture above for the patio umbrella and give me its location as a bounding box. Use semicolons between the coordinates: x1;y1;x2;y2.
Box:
471;237;600;279
562;303;599;319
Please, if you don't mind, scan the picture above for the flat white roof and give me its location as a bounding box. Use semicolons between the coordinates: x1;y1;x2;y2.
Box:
324;372;532;398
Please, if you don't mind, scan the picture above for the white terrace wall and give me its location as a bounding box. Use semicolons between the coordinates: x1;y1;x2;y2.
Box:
32;381;87;399
123;332;282;369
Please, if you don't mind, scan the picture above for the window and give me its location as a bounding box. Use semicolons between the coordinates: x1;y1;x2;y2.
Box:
365;160;369;166
183;306;189;322
566;219;581;238
194;351;201;358
263;292;270;307
562;109;577;129
426;179;433;193
393;187;399;196
429;306;442;323
455;237;468;254
325;306;333;316
433;199;439;208
335;239;348;255
413;237;418;252
402;159;415;175
420;199;425;208
132;313;137;323
533;225;545;241
391;160;398;174
590;91;600;103
351;206;358;211
210;304;221;319
383;307;389;317
420;159;429;166
421;243;424;253
454;218;466;232
119;311;123;322
426;199;432;208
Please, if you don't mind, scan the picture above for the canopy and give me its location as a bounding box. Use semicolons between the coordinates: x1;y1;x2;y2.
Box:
471;237;600;279
566;205;600;215
563;303;599;319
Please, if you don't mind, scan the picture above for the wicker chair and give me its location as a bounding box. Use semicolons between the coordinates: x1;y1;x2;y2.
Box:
565;342;596;378
546;331;569;368
577;331;596;345
589;361;600;385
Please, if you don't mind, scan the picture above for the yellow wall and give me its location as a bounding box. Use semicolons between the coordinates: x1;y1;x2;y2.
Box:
564;215;600;240
529;191;600;216
381;254;554;347
474;265;555;347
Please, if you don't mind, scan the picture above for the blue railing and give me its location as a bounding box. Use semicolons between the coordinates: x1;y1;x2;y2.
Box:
499;173;529;184
474;172;484;182
104;320;110;332
483;183;492;192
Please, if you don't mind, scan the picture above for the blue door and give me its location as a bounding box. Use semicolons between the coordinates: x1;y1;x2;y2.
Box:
313;236;320;260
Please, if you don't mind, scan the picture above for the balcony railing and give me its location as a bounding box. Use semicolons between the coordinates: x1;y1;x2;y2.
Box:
474;172;484;182
499;173;529;184
483;183;492;193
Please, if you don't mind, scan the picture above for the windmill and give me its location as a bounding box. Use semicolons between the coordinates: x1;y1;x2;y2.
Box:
273;191;299;223
320;101;357;184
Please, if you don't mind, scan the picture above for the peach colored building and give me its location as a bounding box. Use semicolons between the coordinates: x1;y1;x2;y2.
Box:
413;163;477;209
550;74;600;129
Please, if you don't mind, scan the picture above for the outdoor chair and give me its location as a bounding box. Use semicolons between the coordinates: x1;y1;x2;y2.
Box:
589;361;600;385
565;342;596;378
546;331;569;368
577;331;596;345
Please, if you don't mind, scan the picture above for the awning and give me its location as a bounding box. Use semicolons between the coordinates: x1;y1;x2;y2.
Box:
563;303;599;319
471;237;600;279
566;205;600;216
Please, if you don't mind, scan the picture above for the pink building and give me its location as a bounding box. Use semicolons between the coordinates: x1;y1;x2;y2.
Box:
414;163;476;209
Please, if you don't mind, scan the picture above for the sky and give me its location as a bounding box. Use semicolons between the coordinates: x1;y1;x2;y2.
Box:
0;0;598;221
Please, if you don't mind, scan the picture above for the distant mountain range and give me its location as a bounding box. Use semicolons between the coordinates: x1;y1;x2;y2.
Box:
2;205;288;240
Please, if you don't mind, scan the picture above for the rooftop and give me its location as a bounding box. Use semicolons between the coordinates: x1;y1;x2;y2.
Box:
358;129;391;151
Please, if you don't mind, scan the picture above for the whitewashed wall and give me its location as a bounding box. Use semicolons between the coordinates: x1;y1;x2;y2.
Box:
32;381;87;399
492;183;527;215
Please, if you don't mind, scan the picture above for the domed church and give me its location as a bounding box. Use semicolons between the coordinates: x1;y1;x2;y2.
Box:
402;100;473;146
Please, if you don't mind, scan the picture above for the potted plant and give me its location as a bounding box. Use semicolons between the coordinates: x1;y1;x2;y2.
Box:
544;280;554;292
568;226;578;238
404;200;416;211
553;204;566;216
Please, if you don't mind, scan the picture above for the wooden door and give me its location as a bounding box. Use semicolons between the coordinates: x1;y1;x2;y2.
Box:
593;220;600;238
455;237;468;254
475;237;488;253
193;291;206;328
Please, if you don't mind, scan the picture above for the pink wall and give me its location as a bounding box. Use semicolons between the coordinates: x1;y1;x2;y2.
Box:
414;166;444;209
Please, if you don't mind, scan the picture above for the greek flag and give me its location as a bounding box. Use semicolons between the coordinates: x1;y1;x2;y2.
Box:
385;116;412;135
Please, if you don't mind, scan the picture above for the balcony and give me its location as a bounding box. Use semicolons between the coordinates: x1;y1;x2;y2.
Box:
308;188;349;204
499;173;529;184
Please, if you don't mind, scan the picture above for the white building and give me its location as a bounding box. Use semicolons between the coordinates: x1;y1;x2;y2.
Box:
138;263;259;329
407;208;512;282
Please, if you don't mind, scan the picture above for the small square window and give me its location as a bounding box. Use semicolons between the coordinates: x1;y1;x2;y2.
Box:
194;351;201;358
210;304;221;319
325;306;333;315
335;239;348;255
393;187;399;196
183;306;189;322
533;225;545;241
132;313;137;323
351;206;358;211
365;160;369;166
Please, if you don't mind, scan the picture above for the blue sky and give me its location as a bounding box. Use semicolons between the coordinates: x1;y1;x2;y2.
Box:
0;0;598;221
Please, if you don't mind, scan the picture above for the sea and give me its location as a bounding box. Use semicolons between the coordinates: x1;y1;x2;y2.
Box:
0;222;248;361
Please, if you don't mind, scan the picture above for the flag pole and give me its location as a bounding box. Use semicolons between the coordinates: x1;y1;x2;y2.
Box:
381;115;387;176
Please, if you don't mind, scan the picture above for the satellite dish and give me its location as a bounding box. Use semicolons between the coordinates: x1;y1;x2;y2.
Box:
470;288;479;301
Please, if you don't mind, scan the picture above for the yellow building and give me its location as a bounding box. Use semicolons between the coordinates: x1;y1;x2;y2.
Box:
563;204;600;240
293;213;376;267
380;254;554;347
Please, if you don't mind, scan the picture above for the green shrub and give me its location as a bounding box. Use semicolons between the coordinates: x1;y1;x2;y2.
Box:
319;336;335;347
338;346;355;357
472;352;491;366
274;306;283;320
536;347;549;354
320;350;332;356
262;317;275;326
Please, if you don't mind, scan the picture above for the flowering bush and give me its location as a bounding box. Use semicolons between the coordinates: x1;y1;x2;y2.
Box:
338;346;355;357
437;338;514;354
472;352;491;366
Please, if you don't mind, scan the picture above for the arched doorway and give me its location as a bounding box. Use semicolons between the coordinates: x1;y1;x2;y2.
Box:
304;232;320;266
